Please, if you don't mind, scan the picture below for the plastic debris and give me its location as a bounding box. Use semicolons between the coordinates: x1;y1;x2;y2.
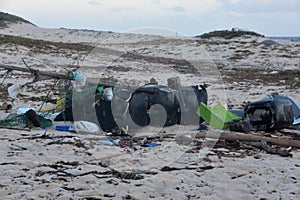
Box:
175;135;193;145
197;103;242;129
17;108;36;115
0;112;52;128
100;140;114;145
103;87;113;101
244;93;295;131
7;84;21;98
35;103;56;112
74;121;100;134
143;142;159;147
55;125;75;132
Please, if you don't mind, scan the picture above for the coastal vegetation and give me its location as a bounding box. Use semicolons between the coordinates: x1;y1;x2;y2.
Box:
196;28;264;39
0;11;34;28
0;34;93;53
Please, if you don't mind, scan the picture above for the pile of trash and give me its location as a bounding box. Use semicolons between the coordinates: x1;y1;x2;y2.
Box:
1;69;300;135
1;63;300;158
197;93;300;133
0;67;208;134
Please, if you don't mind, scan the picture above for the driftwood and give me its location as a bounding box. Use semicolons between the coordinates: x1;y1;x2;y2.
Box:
0;125;31;131
194;131;300;149
132;129;300;149
0;63;155;93
279;128;300;137
244;141;292;157
0;63;70;79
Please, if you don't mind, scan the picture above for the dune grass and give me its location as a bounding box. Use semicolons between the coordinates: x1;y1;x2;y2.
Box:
0;34;94;53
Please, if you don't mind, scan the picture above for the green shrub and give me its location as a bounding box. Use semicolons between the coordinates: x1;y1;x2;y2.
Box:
196;28;264;39
0;12;34;28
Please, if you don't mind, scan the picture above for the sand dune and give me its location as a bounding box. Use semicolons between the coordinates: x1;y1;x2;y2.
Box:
0;23;300;199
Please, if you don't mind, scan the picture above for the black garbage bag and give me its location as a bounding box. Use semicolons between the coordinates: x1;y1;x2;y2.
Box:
128;83;208;128
243;93;296;131
129;84;181;127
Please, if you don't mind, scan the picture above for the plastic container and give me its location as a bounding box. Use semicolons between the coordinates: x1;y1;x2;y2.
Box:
103;87;113;101
35;103;56;112
143;142;158;147
197;103;242;129
25;109;41;127
74;121;100;134
56;98;65;111
55;125;75;132
8;84;20;98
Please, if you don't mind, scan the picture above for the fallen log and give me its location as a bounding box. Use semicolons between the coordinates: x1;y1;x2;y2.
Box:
194;130;300;149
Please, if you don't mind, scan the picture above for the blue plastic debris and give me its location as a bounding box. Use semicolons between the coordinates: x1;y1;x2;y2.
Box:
55;125;75;132
144;142;158;147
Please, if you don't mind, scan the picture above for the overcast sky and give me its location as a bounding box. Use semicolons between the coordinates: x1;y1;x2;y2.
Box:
1;0;299;36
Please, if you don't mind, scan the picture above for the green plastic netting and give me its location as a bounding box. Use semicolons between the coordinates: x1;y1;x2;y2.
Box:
0;113;52;128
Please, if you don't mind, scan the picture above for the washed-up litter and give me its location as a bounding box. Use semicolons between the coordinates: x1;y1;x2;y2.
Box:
35;102;56;112
196;93;300;133
54;80;207;132
228;93;300;133
46;136;85;148
0;110;52;129
100;139;122;146
142;142;159;147
17;107;36;115
25;109;41;127
0;63;209;133
7;83;21;98
1;62;300;159
100;140;114;145
197;103;242;129
244;93;295;131
55;125;75;132
0;102;12;111
73;120;100;134
175;134;193;145
294;118;300;125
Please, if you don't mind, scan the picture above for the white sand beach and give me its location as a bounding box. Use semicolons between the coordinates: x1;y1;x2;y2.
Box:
0;22;300;199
